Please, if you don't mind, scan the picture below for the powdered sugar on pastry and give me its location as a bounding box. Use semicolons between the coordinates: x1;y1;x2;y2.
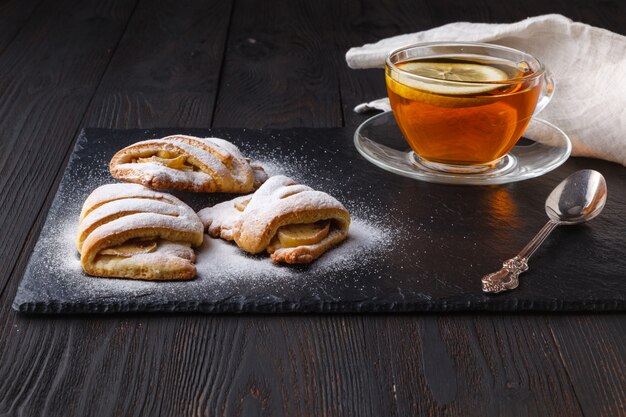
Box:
109;135;267;193
115;161;215;189
93;239;196;282
241;178;348;244
77;197;181;251
195;216;392;282
197;195;250;241
199;175;351;264
15;133;411;317
78;183;204;280
80;183;175;218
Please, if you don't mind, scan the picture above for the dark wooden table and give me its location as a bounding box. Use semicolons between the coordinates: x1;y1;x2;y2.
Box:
1;0;625;415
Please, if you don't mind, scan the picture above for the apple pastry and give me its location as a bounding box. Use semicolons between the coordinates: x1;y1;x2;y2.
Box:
77;183;204;280
198;175;351;264
110;135;268;193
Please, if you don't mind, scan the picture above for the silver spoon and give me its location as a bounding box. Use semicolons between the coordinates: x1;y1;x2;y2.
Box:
481;169;607;294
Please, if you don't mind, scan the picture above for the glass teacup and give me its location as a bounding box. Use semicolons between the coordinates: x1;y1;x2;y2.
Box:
386;42;554;174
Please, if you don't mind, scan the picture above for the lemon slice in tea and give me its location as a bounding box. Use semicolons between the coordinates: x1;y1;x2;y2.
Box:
402;61;506;81
387;61;510;108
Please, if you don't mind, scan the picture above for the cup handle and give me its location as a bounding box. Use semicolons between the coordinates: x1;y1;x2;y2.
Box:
533;70;555;116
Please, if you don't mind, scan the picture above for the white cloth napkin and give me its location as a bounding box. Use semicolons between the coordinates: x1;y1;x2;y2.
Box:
346;14;626;167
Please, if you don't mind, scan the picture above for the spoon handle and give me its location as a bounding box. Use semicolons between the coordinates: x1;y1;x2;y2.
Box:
481;220;559;294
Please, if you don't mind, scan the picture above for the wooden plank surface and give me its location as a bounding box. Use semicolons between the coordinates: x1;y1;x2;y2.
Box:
84;0;233;128
549;315;626;417
0;0;624;415
212;0;342;128
336;1;626;415
0;1;139;412
0;0;137;291
0;0;42;54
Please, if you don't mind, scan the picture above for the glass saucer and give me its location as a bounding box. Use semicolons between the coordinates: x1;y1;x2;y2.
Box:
354;111;572;185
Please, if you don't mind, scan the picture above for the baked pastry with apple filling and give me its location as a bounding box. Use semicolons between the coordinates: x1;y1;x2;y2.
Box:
77;183;204;280
198;175;351;264
109;135;268;193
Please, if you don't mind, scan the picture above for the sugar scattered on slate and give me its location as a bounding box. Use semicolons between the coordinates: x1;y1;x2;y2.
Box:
195;217;392;284
11;130;419;311
17;133;407;311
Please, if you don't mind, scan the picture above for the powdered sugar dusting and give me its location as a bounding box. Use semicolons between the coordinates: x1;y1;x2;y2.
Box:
116;161;213;188
110;135;269;193
195;216;392;284
197;195;249;238
232;175;350;256
15;130;413;312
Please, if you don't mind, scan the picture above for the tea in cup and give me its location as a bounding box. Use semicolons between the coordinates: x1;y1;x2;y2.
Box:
385;42;554;173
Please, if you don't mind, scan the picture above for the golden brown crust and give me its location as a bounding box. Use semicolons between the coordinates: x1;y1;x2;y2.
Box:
85;241;197;280
197;195;250;241
268;227;348;264
235;207;349;255
198;176;351;264
109;135;267;193
78;183;204;280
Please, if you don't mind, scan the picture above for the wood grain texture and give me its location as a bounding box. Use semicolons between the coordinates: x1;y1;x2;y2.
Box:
0;0;42;54
332;0;431;127
435;315;585;416
0;0;137;294
0;0;625;416
84;0;233;128
0;0;139;408
0;298;605;416
334;0;626;414
212;0;342;128
339;2;626;413
549;315;626;417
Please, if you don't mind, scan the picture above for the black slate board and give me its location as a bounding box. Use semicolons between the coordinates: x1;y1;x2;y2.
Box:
13;127;626;313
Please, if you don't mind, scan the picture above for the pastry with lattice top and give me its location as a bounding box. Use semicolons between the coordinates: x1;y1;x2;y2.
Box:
198;175;351;264
109;135;267;193
77;183;204;280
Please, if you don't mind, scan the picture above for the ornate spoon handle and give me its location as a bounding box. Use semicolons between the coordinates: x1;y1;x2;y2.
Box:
481;220;559;294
